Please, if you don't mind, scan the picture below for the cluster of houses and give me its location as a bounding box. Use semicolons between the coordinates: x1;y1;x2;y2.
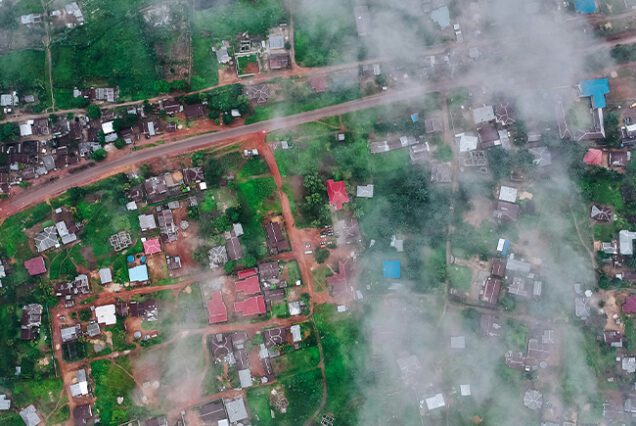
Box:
20;2;84;29
214;25;292;77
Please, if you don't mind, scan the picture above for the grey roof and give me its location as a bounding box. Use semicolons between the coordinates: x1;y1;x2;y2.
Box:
356;184;374;198
529;146;552;167
430;6;450;29
472;105;495;124
42;155;56;171
238;368;252;388
268;35;285;50
86;321;101;337
35;226;59;252
575;297;590;319
450;335;466;349
216;47;230;64
99;268;112;284
225;397;248;423
619;230;636;256
209;246;228;268
20;405;41;426
139;214;157;231
506;257;532;274
61;325;80;342
0;394;10;410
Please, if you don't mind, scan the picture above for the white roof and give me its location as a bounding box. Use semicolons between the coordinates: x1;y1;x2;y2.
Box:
472;105;495;124
70;381;89;397
0;394;11;410
99;268;112;284
497;238;507;251
19;405;41;426
138;214;157;231
356;184;374;198
457;133;478;152
95;304;116;325
425;393;446;410
101;121;114;134
225;397;248;423
290;324;302;342
126;201;138;211
450;335;466;349
498;186;518;203
238;369;252;388
19;122;33;137
619;230;636;255
460;384;471;396
288;301;302;315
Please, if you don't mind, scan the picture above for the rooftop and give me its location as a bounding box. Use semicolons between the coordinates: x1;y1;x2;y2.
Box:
128;264;149;282
383;260;401;279
579;78;609;108
208;291;228;324
326;179;349;210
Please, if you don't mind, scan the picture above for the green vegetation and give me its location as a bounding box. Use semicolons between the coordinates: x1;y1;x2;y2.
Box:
0;50;48;107
191;35;219;90
293;0;358;67
237;54;258;75
11;378;68;422
236;177;279;259
0;123;20;142
91;358;144;424
611;43;636;63
448;265;472;290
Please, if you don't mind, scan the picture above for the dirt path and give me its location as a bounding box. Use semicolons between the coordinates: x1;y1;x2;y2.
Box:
41;0;56;112
570;207;597;270
258;134;329;422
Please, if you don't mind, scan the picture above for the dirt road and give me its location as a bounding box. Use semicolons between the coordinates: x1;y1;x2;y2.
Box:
1;85;438;220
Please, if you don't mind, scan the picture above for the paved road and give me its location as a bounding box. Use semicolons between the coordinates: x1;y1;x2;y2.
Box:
0;85;434;219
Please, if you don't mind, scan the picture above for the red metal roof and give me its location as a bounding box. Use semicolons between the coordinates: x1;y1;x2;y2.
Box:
143;238;162;255
326;179;349;210
24;256;46;276
583;148;603;166
624;295;636;314
235;275;261;296
237;268;258;279
207;292;228;324
482;277;501;305
234;296;267;316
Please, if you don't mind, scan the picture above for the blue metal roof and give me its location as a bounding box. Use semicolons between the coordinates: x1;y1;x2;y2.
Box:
579;78;609;109
574;0;597;14
383;260;401;279
128;264;149;282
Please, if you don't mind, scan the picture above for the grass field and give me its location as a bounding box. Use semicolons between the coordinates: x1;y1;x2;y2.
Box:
448;265;473;290
191;35;219;90
314;304;365;423
91;358;142;425
11;377;68;423
236;176;280;259
237;54;258;75
0;49;48;107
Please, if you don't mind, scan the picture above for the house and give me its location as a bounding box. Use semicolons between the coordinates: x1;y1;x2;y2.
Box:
70;369;89;397
258;262;279;286
182;167;204;185
198;400;228;424
583;148;604;166
24;256;47;276
160;99;183;115
498;186;518;203
225;397;249;423
138;214;158;232
129;300;158;321
353;5;370;36
425;116;443;133
383;260;401;279
493;201;520;222
226;236;243;260
0;394;10;410
99;268;112;285
590;204;612;222
235;275;261;296
269;52;290;70
356;184;374;198
290;324;302;342
166;255;182;270
326;179;349;210
20;304;43;340
209;245;229;268
481;277;501;305
477;123;501;149
143;238;162;255
472;105;495;125
73;404;94;425
490;259;506;278
34;226;60;252
55;274;90;298
238;368;252;388
184;104;205;121
128;265;149;283
603;330;623;347
95;304;117;325
457;133;478;152
619;230;636;255
264;221;290;254
327;259;353;297
61;324;81;342
234;295;267;316
144;416;168;426
157;209;178;242
309;76;328;93
623;295;636;314
216;46;231;64
424;393;446;412
19;405;42;426
574;0;598;13
55;220;78;245
208;292;228;324
86;321;101;337
144;176;168;203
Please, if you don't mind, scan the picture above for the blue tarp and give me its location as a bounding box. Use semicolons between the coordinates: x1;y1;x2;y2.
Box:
383;260;401;279
410;113;419;123
579;78;609;109
575;0;597;14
